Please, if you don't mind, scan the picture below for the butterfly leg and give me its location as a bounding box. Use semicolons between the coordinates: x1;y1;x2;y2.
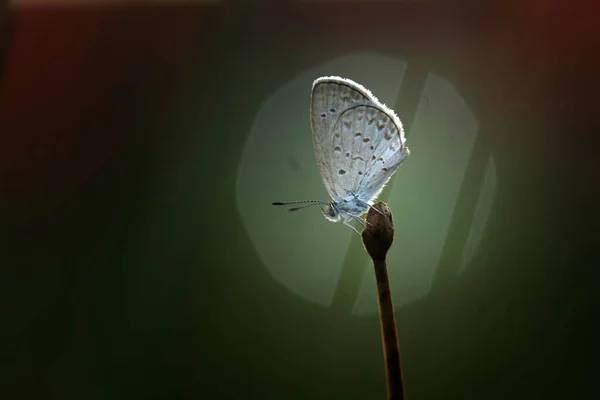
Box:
355;197;385;218
349;214;371;227
343;216;362;235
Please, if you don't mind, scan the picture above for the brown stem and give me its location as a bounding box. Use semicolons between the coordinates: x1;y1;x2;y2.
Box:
362;202;405;400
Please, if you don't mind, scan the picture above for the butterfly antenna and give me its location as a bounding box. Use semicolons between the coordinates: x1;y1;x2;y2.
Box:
272;200;329;212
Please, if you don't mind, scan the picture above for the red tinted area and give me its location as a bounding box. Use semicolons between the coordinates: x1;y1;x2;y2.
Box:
0;4;217;210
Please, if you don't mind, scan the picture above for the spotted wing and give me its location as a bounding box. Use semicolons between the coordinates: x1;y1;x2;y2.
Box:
311;76;409;202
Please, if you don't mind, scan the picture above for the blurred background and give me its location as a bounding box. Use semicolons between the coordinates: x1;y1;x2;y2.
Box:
0;0;598;399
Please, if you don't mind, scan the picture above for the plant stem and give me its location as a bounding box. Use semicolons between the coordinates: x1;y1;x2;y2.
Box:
362;202;405;400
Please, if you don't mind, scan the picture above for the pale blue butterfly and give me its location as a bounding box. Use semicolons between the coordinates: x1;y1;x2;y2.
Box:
273;76;410;234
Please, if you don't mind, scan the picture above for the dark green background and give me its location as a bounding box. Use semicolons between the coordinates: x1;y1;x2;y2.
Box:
1;1;598;399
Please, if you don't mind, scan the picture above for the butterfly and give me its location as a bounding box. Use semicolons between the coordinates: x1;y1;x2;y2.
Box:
273;76;410;234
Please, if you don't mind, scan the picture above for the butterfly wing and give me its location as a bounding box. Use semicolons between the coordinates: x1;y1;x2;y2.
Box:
311;76;409;203
333;105;409;203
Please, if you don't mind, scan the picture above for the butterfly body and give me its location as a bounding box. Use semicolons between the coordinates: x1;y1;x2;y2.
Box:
331;196;369;218
274;76;410;234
